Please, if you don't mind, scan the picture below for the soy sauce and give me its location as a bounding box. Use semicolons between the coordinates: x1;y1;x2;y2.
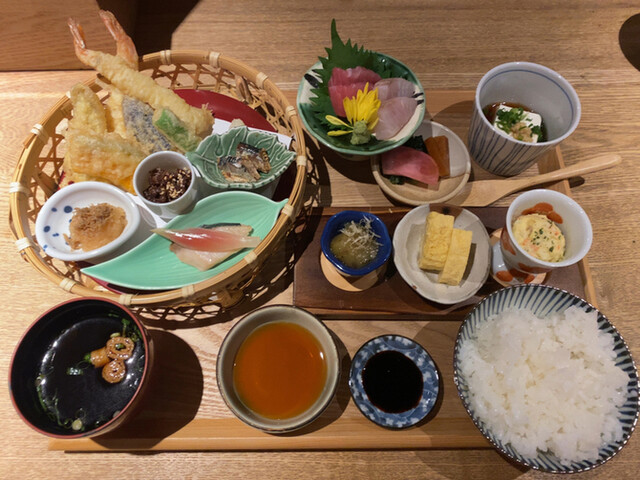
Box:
362;350;423;413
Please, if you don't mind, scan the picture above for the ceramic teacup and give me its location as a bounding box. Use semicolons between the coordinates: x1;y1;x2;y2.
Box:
468;62;581;176
492;189;592;284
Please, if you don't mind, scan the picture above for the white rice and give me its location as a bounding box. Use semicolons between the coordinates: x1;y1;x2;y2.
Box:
458;306;629;465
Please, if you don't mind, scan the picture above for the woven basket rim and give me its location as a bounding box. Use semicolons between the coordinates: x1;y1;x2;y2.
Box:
9;49;307;308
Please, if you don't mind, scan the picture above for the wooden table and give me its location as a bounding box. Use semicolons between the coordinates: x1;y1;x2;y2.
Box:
1;1;639;478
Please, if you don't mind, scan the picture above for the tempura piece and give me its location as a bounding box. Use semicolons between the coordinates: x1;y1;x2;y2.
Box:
153;108;202;152
67;83;107;134
68;12;214;138
98;9;138;69
65;129;146;193
123;97;173;153
104;85;129;138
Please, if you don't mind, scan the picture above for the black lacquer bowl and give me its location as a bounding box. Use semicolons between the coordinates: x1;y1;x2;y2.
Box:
9;298;153;438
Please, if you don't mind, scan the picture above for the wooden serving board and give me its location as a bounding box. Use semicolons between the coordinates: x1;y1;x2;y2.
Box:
293;207;587;318
48;89;597;452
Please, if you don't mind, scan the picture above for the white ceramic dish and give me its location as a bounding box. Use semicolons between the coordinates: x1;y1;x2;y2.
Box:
35;182;141;263
393;204;491;304
133;151;199;220
371;120;471;205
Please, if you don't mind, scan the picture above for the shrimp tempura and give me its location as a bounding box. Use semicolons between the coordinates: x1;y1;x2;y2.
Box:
68;12;214;138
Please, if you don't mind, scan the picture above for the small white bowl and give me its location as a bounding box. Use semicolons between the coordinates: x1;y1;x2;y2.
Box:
492;189;593;284
217;305;340;433
133;151;199;219
35;182;141;263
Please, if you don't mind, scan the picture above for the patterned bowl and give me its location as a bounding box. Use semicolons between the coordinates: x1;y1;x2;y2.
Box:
349;335;439;429
453;284;639;473
321;210;392;277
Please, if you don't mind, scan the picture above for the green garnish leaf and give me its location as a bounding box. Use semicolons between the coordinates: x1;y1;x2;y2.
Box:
309;19;406;128
386;175;405;185
495;107;526;134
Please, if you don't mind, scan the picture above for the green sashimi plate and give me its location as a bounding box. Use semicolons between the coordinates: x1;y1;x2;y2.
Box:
82;191;287;290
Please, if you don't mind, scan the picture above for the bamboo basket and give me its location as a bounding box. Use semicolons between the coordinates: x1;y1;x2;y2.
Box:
9;50;307;308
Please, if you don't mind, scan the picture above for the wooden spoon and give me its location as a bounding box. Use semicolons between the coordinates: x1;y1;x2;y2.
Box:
449;154;622;207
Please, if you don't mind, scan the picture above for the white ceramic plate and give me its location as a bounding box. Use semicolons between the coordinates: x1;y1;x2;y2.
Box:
393;204;491;304
34;181;141;263
371;120;471;205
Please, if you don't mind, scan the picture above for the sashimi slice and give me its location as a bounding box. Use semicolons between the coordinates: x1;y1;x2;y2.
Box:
373;78;416;101
374;97;417;140
169;244;236;271
381;146;439;185
328;67;381;117
152;223;260;252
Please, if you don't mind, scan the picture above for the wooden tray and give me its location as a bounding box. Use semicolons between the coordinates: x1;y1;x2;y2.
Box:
293;207;588;318
48;89;597;452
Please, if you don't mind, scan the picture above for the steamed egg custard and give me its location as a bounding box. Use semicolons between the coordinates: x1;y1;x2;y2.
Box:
512;213;565;262
233;322;327;419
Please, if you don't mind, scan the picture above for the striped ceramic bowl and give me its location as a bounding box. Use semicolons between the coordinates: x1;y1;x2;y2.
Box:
467;62;580;176
453;284;639;473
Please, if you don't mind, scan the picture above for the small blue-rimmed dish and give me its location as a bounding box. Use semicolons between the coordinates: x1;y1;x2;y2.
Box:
349;335;439;429
320;210;392;277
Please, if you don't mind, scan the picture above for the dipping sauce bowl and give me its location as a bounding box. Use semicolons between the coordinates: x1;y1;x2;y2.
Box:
217;305;340;433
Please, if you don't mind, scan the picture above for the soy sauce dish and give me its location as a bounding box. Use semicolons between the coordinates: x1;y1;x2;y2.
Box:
349;335;439;429
9;298;153;438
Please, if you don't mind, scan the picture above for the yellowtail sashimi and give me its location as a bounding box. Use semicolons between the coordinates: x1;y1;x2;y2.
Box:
152;224;260;252
153;223;261;271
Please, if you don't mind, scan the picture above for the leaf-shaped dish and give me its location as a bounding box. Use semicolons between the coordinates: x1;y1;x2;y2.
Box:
186;126;296;190
297;57;425;158
82;191;287;290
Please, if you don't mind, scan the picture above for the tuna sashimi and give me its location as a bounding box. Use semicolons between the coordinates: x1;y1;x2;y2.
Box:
153;223;260;252
373;78;416;101
381;146;439;185
374;97;417;140
328;66;381;117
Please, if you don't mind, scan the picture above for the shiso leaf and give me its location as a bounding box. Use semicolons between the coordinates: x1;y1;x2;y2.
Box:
309;19;407;128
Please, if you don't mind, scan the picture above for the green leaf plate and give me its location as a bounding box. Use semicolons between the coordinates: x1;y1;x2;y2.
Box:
82;191;287;290
186;126;296;190
297;57;425;158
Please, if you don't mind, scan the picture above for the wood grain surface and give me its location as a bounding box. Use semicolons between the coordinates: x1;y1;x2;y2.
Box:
1;1;640;479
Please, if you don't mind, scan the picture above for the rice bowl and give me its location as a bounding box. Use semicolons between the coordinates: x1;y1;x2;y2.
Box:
454;285;639;473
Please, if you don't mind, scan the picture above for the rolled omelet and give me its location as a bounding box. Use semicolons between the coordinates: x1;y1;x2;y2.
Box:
419;211;454;271
438;229;473;285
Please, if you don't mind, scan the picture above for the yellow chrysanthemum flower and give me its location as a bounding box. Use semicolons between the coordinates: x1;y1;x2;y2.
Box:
326;83;381;145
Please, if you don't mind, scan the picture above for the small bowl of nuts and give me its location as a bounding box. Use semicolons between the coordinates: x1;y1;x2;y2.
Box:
133;151;199;219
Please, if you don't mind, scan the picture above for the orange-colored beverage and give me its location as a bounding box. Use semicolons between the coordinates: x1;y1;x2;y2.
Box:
232;322;327;419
